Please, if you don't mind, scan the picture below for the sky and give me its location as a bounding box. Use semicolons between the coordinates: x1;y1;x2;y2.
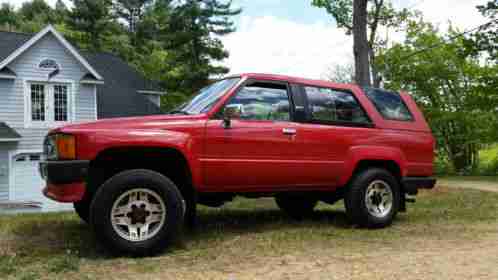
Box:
0;0;490;79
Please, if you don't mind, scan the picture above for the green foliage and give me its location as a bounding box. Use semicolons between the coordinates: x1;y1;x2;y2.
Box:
68;0;116;51
312;0;353;32
464;0;497;61
377;20;498;172
19;0;55;22
0;3;20;31
311;0;414;86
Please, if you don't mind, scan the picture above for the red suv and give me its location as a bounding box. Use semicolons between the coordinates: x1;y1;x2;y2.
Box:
40;73;436;255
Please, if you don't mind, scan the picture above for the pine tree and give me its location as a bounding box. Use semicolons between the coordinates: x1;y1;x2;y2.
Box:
54;0;69;22
68;0;115;51
167;0;241;93
0;3;19;31
113;0;153;34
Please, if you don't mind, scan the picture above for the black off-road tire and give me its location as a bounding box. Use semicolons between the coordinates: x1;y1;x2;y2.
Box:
344;168;401;228
275;195;318;219
89;169;184;256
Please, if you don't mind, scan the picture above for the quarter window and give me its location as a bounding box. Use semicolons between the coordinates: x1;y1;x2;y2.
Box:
364;88;413;121
304;86;369;124
224;82;291;121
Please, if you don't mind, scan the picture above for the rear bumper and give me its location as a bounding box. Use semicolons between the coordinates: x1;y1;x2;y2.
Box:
402;177;436;195
39;160;89;202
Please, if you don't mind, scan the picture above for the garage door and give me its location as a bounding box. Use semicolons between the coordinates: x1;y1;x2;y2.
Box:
11;153;73;212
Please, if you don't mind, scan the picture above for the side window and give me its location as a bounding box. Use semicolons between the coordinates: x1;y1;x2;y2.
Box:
364;88;413;121
225;82;291;121
304;86;369;124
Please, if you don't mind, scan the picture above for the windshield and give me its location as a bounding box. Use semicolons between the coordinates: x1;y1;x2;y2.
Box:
173;78;241;115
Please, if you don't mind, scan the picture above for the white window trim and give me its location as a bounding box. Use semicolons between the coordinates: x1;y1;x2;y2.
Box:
23;78;76;128
8;149;43;199
94;84;98;120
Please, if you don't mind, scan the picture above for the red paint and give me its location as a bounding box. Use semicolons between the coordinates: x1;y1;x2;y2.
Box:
43;73;435;202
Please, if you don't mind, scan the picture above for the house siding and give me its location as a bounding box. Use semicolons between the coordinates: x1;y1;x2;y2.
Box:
0;32;97;152
0;146;12;201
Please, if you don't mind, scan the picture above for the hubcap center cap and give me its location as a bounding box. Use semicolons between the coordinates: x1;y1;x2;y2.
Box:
371;192;382;205
127;204;150;224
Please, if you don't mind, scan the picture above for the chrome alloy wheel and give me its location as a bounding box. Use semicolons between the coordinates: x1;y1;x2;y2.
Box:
111;188;166;242
364;180;393;218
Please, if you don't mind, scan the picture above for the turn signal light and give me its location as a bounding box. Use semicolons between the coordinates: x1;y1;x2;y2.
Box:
56;134;76;160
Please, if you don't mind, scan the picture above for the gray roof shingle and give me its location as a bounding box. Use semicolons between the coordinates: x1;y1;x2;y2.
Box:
0;122;21;140
0;31;32;63
0;67;16;77
83;52;163;118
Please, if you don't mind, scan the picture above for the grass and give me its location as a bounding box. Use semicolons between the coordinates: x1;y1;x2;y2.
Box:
438;176;498;183
0;187;497;279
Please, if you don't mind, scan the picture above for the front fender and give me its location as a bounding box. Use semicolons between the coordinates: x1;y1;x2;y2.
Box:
60;128;202;188
338;145;407;186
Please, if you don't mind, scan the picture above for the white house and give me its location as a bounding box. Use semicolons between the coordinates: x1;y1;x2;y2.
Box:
0;25;165;212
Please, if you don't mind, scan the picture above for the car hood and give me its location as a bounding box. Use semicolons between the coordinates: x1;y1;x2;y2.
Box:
52;114;208;133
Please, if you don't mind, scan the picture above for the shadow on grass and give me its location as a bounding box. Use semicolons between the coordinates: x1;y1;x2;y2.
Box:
5;207;352;261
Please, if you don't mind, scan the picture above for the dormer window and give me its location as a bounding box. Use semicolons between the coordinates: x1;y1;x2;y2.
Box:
39;59;59;70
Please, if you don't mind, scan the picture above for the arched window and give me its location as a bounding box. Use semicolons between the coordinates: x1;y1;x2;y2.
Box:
38;59;59;70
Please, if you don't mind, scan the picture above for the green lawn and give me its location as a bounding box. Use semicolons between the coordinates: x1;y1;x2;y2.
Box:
438;176;498;183
0;187;497;279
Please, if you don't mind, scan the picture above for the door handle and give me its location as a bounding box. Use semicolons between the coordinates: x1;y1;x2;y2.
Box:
282;128;296;135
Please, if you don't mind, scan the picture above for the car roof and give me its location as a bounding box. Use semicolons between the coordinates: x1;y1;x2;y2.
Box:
228;73;359;91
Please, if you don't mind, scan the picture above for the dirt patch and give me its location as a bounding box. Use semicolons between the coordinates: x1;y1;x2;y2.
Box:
76;224;498;280
438;179;498;193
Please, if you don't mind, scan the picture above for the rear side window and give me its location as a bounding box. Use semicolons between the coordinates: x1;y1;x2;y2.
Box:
364;88;413;121
304;86;370;124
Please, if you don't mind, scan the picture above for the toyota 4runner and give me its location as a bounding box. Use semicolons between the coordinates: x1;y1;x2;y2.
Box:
40;73;436;255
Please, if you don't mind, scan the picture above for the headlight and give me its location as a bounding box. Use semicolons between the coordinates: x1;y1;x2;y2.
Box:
44;134;76;160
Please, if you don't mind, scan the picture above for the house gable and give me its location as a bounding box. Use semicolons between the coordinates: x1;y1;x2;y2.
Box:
0;31;98;150
0;25;102;81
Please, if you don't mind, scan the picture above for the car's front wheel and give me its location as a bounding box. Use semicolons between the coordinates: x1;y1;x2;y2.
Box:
344;168;400;228
90;169;184;256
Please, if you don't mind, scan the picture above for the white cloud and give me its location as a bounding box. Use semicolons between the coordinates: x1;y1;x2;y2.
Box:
221;16;353;80
414;0;488;31
220;1;488;79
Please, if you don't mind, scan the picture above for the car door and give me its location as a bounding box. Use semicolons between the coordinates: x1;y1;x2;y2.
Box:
291;84;375;187
202;80;304;190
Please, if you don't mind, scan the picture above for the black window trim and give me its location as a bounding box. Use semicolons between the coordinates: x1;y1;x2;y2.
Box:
363;87;415;122
298;84;374;128
212;78;297;122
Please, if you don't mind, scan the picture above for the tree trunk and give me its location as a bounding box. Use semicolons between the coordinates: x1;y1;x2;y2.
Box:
369;47;382;87
353;0;371;87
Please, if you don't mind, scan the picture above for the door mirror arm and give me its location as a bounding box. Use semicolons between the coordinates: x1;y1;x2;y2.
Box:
223;104;243;129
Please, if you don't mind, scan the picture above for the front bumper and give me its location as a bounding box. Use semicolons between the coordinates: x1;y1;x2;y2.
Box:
40;160;89;202
402;177;436;195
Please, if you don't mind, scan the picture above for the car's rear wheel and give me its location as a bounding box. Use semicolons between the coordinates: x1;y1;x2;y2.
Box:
90;169;184;256
275;195;317;219
344;168;400;228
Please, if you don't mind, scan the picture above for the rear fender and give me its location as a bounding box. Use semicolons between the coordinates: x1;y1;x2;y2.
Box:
339;145;407;186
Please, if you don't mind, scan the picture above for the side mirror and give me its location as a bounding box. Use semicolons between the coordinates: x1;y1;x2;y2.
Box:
223;104;243;128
